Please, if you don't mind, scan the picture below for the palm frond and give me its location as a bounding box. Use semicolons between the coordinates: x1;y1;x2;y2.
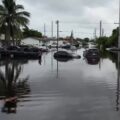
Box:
15;4;24;10
16;11;30;18
16;16;30;26
0;5;5;11
0;0;30;45
0;16;6;24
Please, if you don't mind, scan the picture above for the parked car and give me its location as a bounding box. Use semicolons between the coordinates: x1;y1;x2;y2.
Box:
39;48;49;52
0;46;42;59
54;51;81;59
0;47;7;58
61;45;71;49
6;46;20;51
106;47;120;51
83;48;100;59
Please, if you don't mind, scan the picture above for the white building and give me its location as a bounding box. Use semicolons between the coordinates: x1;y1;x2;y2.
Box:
0;34;5;40
21;37;40;46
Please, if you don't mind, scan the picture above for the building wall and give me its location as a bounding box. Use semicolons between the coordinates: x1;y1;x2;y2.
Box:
21;38;40;46
0;34;5;40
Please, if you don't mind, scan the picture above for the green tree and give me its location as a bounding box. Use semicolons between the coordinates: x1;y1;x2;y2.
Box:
0;0;30;46
96;36;109;48
108;28;118;47
84;37;89;42
23;28;42;38
96;27;119;48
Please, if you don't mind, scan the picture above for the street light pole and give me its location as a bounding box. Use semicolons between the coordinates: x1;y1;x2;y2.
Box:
100;20;102;37
51;21;54;38
119;0;120;48
56;20;59;52
44;24;46;37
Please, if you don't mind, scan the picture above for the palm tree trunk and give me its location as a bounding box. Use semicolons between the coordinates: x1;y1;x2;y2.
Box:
5;28;9;47
5;21;11;47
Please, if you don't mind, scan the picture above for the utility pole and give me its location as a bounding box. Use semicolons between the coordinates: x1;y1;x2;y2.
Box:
51;21;54;38
114;0;120;48
94;28;97;41
71;30;74;45
115;0;120;48
44;24;46;37
100;20;102;37
119;0;120;48
56;20;59;51
102;28;104;37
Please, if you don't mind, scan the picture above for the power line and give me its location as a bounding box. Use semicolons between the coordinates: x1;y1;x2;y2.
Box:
60;31;94;35
59;21;98;24
56;21;115;25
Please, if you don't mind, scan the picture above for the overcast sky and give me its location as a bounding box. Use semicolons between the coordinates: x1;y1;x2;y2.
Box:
3;0;120;38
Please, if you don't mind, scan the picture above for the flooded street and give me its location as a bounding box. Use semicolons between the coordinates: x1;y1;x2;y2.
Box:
0;49;120;120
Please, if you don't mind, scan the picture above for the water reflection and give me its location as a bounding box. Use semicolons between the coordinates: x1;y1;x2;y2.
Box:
38;57;42;65
0;60;30;114
116;53;120;111
101;50;120;111
57;60;59;79
55;57;72;79
55;57;72;62
86;57;100;65
101;50;117;64
0;50;120;119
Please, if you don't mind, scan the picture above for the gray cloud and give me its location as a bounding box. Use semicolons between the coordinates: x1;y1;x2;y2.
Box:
1;0;119;38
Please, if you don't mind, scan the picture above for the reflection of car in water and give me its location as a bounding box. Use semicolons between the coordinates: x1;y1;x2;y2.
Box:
54;57;72;62
86;57;100;65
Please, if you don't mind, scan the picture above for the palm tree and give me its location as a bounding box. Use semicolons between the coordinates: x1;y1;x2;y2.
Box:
0;0;30;46
0;60;30;98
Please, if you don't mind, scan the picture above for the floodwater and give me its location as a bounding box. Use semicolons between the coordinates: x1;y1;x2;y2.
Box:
0;48;120;120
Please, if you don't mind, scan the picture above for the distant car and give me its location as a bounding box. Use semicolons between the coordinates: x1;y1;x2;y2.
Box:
54;51;81;59
106;47;120;51
0;46;42;59
83;48;100;59
39;48;49;52
61;45;71;49
7;46;20;51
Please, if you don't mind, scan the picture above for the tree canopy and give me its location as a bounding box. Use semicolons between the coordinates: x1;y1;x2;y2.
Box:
96;27;119;48
0;0;30;46
23;28;42;38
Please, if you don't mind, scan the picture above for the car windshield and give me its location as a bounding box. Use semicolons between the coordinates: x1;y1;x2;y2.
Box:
88;49;99;52
58;51;68;55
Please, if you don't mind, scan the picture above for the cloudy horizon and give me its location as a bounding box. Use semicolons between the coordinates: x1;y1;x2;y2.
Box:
1;0;119;38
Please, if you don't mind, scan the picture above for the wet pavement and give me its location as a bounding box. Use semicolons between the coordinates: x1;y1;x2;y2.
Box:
0;48;120;120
